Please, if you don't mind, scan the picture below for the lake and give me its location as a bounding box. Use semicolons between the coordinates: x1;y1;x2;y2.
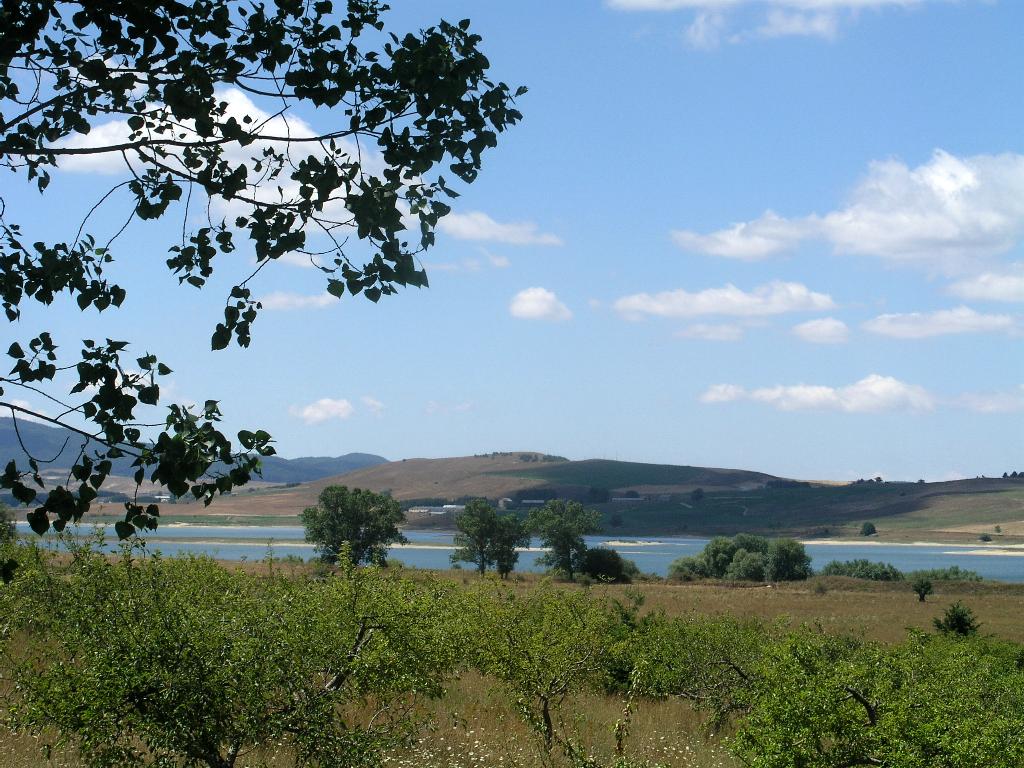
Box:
13;522;1024;581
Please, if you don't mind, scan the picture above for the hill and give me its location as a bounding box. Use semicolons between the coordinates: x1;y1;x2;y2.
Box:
0;417;386;486
155;452;782;519
149;454;1024;544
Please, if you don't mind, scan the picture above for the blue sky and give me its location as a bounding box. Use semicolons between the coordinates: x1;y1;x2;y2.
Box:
5;0;1024;481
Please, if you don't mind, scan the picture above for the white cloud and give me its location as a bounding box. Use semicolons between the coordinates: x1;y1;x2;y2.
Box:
438;211;562;246
509;287;573;321
614;280;834;320
675;323;745;341
703;377;1024;414
483;249;511;268
949;267;1024;303
275;252;319;269
684;11;728;48
426;248;513;274
955;386;1024;414
289;398;354;425
361;396;385;415
610;0;926;8
792;317;849;344
700;384;748;403
700;374;936;413
754;10;839;40
608;0;940;44
863;306;1014;338
671;150;1024;274
53;119;134;174
258;291;335;311
671;211;809;260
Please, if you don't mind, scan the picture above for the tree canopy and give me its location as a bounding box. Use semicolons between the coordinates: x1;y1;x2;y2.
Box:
527;499;601;581
0;0;523;537
300;485;405;566
451;499;529;577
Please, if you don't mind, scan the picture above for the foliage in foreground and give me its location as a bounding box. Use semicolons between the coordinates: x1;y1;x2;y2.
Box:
0;539;457;768
1;540;1023;768
0;0;523;536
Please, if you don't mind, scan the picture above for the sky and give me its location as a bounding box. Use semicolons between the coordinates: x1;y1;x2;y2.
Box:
5;0;1024;481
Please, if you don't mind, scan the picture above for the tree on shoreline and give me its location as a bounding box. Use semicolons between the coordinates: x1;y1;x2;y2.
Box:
301;485;405;566
528;499;601;581
0;0;524;537
452;499;530;578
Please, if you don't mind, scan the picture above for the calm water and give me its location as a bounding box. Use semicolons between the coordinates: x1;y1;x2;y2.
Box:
14;522;1024;581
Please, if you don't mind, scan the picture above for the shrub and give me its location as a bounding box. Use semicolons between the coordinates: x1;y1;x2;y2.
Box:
725;549;766;581
934;601;981;636
667;555;708;581
979;534;993;542
907;566;982;582
820;559;904;581
0;502;13;542
582;547;637;583
912;577;933;602
860;521;877;536
765;538;812;581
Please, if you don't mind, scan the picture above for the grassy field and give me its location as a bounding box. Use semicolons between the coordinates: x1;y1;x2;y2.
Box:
1;567;1021;768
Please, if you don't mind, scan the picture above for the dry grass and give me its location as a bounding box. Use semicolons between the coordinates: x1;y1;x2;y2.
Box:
4;572;1022;767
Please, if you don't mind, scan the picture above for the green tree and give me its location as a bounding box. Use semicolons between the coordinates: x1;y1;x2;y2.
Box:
528;499;601;581
667;555;709;581
0;501;13;542
934;601;980;636
725;549;766;581
912;577;934;602
451;500;529;578
451;499;499;574
860;521;877;536
690;487;705;504
700;536;741;578
492;513;530;579
0;1;523;537
0;542;458;768
581;547;638;583
764;538;812;581
301;486;405;566
465;581;616;757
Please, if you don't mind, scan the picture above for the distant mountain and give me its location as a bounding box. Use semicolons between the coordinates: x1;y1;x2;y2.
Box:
0;417;386;484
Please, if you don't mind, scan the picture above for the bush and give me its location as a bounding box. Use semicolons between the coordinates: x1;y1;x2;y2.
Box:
907;566;982;582
670;535;810;582
582;547;638;583
0;502;13;542
934;601;981;636
765;538;812;581
912;577;933;602
725;549;766;581
860;521;877;536
819;559;904;581
667;555;708;581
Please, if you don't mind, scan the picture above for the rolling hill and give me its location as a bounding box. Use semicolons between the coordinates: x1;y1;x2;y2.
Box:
152;452;783;519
